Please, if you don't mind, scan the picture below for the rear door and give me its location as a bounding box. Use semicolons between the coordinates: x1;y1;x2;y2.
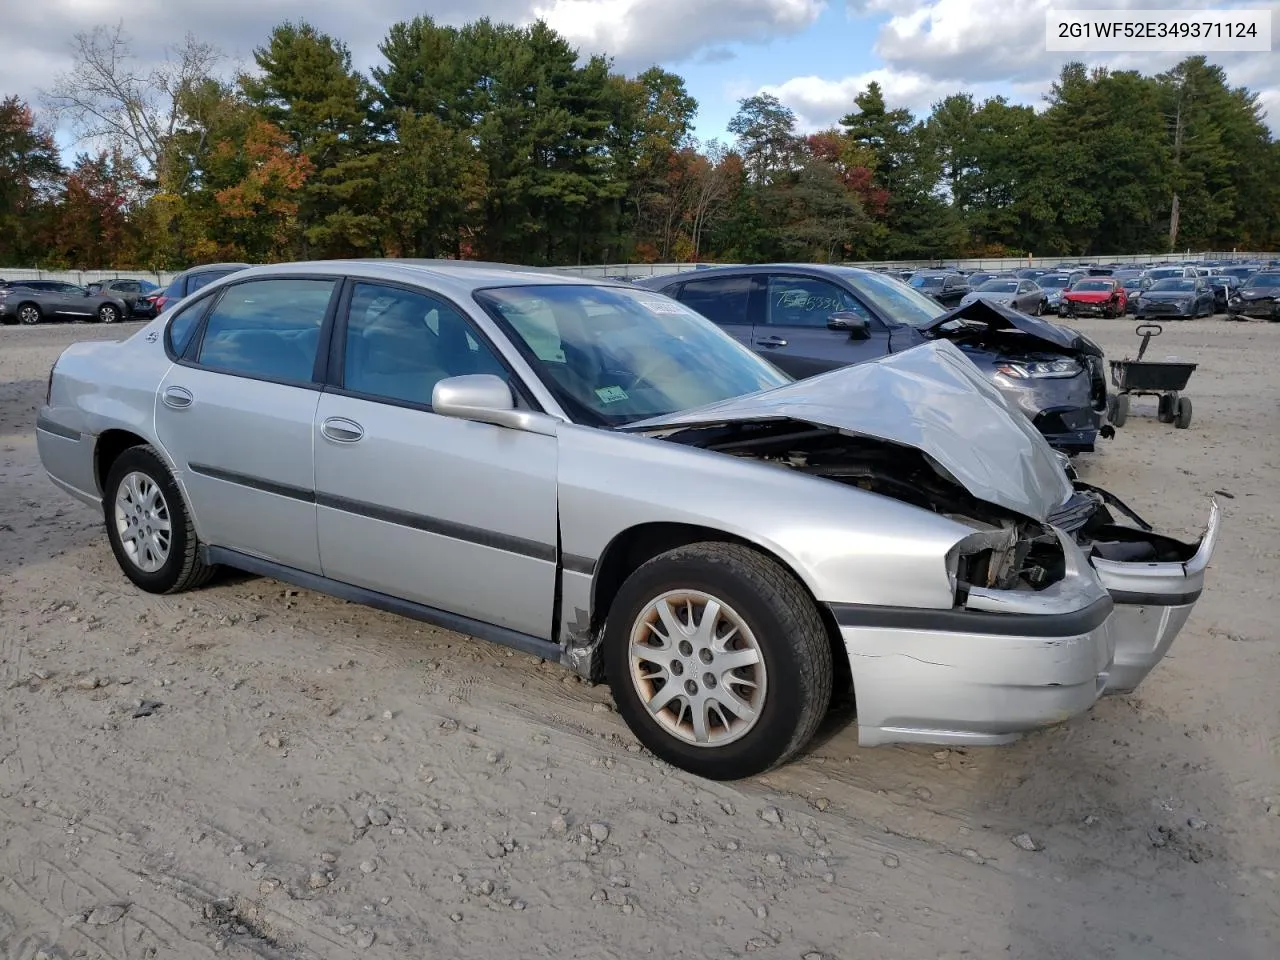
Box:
753;273;891;379
670;274;757;346
154;275;340;573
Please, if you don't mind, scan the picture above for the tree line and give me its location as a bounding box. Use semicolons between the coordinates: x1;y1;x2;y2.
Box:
1;17;1277;272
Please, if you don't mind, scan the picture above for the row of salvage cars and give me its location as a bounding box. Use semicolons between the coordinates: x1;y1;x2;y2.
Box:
36;260;1219;780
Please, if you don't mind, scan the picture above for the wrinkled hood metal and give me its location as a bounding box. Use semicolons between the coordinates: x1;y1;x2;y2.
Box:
627;340;1073;522
922;298;1104;357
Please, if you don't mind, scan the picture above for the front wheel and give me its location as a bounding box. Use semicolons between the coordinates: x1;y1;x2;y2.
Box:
103;444;217;594
603;542;833;780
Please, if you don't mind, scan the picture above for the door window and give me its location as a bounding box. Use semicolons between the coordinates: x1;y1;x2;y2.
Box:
674;276;752;326
341;282;508;408
194;278;334;382
764;275;865;327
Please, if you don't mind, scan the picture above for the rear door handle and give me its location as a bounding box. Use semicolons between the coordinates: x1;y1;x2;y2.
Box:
757;336;788;347
161;386;193;409
321;417;364;443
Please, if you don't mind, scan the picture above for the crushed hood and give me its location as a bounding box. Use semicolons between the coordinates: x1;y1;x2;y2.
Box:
627;340;1074;522
922;298;1104;357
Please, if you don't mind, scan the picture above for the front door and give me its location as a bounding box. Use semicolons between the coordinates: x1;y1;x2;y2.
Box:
154;276;338;573
312;280;558;640
752;273;893;379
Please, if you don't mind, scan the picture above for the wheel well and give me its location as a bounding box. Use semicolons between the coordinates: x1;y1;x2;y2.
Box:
94;429;148;494
587;522;851;697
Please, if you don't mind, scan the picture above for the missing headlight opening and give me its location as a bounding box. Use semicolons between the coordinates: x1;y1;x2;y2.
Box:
663;418;1069;593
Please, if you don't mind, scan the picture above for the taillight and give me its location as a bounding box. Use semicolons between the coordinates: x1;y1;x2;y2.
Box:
154;296;168;312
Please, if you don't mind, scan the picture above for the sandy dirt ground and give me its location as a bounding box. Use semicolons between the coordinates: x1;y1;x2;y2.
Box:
0;316;1277;960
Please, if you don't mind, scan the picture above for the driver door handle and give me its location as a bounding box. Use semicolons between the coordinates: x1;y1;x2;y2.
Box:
321;417;364;443
757;336;788;347
161;386;193;409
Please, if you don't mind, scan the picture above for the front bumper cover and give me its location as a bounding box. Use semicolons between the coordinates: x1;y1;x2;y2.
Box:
835;495;1219;747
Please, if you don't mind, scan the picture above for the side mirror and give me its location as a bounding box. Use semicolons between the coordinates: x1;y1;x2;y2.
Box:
431;374;557;436
828;311;871;339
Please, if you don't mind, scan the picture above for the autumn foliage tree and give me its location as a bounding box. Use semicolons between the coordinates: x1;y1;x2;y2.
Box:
8;20;1278;270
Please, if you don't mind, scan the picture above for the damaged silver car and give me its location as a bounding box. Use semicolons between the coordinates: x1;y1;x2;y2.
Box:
35;261;1219;780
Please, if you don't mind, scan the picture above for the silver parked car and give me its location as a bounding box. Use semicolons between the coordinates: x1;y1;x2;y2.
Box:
957;278;1048;315
36;261;1219;780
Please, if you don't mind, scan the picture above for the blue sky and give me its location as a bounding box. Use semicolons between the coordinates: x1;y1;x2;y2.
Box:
7;0;1277;161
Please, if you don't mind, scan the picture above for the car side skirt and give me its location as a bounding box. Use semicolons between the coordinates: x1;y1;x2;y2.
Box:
202;546;563;663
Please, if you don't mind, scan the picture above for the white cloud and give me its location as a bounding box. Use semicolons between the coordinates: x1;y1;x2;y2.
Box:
531;0;825;67
752;0;1280;130
760;70;967;129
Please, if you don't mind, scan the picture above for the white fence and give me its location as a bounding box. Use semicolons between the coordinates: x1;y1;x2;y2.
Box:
1;267;178;285
3;251;1273;287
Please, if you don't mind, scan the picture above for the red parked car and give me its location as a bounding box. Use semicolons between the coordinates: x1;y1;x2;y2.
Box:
1059;278;1127;318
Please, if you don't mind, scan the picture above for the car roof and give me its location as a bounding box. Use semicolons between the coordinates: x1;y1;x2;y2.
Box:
202;259;620;297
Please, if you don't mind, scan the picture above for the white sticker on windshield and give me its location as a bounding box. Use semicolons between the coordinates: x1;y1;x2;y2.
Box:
634;296;685;315
595;385;629;404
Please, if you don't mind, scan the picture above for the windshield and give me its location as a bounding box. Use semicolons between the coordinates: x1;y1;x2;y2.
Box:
1073;280;1113;292
909;275;944;289
1038;275;1070;289
473;284;789;428
977;280;1019;292
1150;279;1196;292
1148;268;1184;280
1245;273;1280;288
837;269;948;328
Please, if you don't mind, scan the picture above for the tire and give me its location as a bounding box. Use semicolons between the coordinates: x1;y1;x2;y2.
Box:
603;542;833;780
97;303;120;324
1108;394;1129;428
16;303;41;325
103;444;217;594
1033;300;1044;316
1157;395;1176;423
1175;397;1192;429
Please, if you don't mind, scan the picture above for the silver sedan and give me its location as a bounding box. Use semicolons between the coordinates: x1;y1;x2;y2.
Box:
35;261;1218;780
957;278;1048;315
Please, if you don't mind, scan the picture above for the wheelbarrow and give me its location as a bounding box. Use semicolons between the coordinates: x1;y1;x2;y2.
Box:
1107;323;1197;429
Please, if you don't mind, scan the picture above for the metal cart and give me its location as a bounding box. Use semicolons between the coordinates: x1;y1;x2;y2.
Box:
1107;323;1197;429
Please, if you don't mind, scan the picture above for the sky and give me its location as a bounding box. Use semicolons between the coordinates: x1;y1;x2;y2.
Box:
7;0;1279;157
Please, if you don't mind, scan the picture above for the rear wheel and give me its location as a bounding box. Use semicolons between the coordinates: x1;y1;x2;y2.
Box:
1158;394;1176;423
97;303;120;324
17;303;41;325
603;542;833;780
103;444;216;594
1175;397;1193;429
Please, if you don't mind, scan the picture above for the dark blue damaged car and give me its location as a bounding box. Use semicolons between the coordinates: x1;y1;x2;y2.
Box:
634;264;1109;453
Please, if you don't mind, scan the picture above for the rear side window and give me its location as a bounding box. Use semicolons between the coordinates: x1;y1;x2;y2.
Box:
675;276;753;326
194;279;335;383
166;300;207;356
